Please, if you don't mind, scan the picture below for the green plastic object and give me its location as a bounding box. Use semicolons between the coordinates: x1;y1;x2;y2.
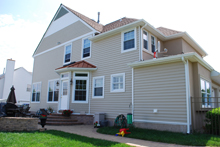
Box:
127;113;132;125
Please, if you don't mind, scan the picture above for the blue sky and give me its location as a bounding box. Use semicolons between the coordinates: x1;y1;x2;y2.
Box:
0;0;220;73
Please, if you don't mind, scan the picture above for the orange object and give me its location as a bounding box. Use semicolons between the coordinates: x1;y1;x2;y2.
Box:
116;128;131;137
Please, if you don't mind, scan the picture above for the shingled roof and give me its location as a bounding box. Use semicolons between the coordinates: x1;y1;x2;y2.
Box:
63;5;139;33
55;60;96;70
156;27;182;36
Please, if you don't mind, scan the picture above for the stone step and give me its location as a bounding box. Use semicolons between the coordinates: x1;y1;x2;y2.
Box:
38;121;83;125
47;115;72;119
46;119;77;122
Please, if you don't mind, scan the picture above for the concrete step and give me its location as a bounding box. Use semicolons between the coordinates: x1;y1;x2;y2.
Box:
46;119;77;122
38;121;83;125
47;115;72;119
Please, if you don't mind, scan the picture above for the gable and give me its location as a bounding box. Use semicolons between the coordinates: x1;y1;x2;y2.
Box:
54;7;69;21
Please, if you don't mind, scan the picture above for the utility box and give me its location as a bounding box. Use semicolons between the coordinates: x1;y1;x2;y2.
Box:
94;112;105;124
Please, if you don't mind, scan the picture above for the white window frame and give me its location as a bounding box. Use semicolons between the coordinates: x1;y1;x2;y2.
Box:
200;78;212;108
72;72;89;103
81;36;92;60
47;79;59;103
92;76;104;98
121;28;136;53
110;73;125;92
143;30;148;50
63;43;72;65
31;82;41;103
151;35;156;53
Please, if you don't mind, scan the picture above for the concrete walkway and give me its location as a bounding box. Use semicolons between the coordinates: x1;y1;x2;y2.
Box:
39;125;194;147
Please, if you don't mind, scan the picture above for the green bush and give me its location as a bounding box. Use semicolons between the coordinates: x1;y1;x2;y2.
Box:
205;107;220;135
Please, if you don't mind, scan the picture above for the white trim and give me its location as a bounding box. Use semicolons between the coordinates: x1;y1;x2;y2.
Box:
81;36;92;60
31;82;42;103
56;67;97;74
33;32;95;58
92;76;105;98
121;27;137;53
63;43;72;65
72;72;89;103
47;78;59;103
151;35;156;53
143;30;149;51
132;68;134;122
110;73;125;92
133;119;187;125
89;71;91;114
60;72;70;80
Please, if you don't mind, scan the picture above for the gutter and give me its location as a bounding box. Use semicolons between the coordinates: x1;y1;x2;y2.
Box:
181;56;190;134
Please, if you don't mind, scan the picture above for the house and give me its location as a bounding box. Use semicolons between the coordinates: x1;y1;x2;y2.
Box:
31;4;220;133
0;59;32;104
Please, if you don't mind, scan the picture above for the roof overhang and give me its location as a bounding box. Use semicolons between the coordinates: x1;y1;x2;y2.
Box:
90;19;207;57
55;67;97;74
211;70;220;85
128;52;213;71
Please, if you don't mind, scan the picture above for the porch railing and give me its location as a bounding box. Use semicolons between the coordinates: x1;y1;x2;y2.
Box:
191;97;220;135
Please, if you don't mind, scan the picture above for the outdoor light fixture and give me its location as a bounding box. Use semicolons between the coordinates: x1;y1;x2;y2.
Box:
56;81;59;86
70;78;73;85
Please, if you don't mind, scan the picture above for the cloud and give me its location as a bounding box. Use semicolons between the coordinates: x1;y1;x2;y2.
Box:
0;14;48;72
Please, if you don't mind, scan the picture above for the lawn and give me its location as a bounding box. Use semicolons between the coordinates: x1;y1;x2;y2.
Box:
97;127;220;146
0;130;130;147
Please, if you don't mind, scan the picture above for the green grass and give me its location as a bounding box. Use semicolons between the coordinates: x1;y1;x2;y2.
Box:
97;126;220;146
0;130;130;147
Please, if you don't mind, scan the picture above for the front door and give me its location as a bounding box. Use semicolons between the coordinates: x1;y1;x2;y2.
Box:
60;80;68;110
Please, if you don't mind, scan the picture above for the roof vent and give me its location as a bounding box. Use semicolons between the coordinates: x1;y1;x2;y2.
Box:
97;12;100;23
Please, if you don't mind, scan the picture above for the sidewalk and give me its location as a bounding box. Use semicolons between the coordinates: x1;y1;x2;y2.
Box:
40;125;193;147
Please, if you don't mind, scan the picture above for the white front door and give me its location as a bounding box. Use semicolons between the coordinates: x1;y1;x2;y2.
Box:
60;80;68;110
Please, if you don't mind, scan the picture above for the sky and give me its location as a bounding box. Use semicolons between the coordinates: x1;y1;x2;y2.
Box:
0;0;220;73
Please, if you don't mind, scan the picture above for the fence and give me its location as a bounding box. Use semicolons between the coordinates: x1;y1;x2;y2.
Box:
191;97;220;135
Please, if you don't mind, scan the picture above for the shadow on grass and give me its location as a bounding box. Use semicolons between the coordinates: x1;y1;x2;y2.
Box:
42;130;122;147
97;126;220;146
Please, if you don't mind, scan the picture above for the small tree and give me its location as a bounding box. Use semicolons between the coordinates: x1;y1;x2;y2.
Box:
205;107;220;135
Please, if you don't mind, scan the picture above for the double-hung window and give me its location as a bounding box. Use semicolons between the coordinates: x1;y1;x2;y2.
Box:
32;82;41;102
64;44;72;64
143;31;148;50
82;38;91;59
111;73;125;92
122;28;136;52
201;79;211;108
151;36;155;53
93;76;104;98
48;79;59;102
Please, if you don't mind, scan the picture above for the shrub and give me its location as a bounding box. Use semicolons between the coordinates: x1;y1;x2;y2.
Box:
205;107;220;135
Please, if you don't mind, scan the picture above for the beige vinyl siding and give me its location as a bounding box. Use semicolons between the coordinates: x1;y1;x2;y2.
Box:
182;39;202;57
35;21;93;55
87;27;140;119
198;63;211;82
133;62;187;123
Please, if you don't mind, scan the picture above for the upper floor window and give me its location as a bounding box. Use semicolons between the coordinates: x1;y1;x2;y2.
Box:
64;44;72;64
82;38;91;59
143;31;148;50
121;28;136;53
201;79;211;108
93;76;104;98
48;79;59;102
151;36;155;53
32;82;41;102
111;73;125;92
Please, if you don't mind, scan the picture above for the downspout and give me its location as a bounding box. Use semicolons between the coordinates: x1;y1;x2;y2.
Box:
132;68;134;122
139;23;148;61
182;56;190;134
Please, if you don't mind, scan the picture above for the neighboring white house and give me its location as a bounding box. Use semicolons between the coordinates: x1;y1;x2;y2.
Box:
0;59;32;104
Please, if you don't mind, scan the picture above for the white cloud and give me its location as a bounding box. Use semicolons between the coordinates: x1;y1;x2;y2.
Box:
0;14;48;72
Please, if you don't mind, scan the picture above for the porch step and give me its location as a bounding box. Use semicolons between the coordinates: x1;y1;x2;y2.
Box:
47;115;72;119
46;119;77;122
38;121;83;125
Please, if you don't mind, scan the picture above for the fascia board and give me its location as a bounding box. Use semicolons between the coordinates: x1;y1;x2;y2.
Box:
89;20;145;42
128;52;213;71
55;68;97;74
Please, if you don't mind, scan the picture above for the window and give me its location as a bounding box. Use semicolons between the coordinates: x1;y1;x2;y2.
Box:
82;38;91;59
93;76;104;98
27;84;31;92
143;31;148;50
48;79;59;102
122;28;136;53
201;79;211;108
111;73;125;92
151;36;155;53
73;72;89;103
32;82;41;102
64;44;72;64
